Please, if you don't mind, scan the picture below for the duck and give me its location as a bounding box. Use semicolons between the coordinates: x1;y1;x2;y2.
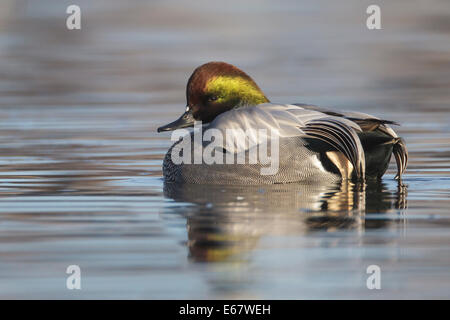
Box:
157;61;408;185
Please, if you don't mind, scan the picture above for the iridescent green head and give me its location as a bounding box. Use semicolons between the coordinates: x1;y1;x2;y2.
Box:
158;61;269;132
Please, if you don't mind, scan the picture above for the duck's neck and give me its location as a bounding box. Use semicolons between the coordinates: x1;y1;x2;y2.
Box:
207;76;270;107
239;91;270;107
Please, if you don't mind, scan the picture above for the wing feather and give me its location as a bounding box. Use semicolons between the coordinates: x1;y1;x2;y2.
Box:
303;118;366;179
294;103;408;179
210;103;366;179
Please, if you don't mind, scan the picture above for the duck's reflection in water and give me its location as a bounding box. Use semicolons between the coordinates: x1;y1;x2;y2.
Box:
164;180;408;264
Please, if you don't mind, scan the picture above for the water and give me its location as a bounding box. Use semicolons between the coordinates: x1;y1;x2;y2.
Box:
0;0;449;299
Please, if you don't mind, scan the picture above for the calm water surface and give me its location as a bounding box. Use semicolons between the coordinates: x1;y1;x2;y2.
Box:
0;0;449;299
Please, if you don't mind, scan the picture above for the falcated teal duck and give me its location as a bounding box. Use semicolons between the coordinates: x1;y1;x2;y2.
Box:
158;62;408;184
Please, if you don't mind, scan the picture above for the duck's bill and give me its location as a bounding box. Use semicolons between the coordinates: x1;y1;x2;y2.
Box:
157;110;195;132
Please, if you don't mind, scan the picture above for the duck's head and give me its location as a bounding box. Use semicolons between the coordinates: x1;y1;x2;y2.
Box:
157;61;269;132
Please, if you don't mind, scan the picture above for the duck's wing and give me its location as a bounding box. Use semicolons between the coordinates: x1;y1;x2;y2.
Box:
209;103;366;179
295;104;408;179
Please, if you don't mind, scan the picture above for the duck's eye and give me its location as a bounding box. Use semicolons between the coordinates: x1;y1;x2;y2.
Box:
207;95;218;102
